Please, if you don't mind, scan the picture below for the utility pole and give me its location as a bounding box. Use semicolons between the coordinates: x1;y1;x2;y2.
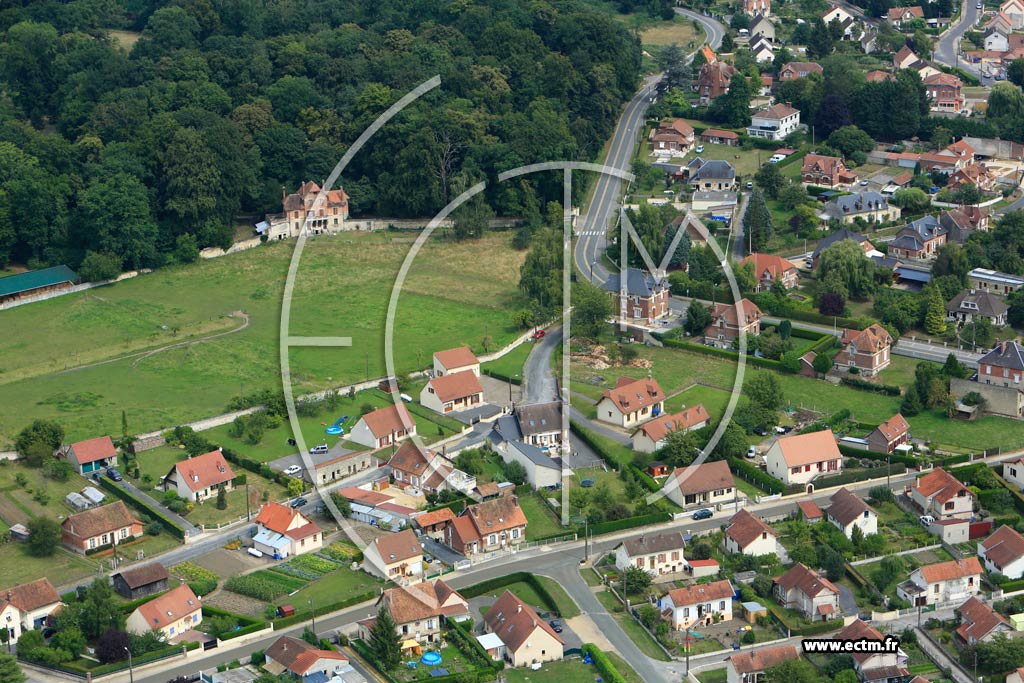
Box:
310;597;317;635
685;627;691;675
245;483;251;521
584;517;589;563
887;454;891;489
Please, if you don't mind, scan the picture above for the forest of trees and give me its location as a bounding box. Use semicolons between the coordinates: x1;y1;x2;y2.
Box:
0;0;642;271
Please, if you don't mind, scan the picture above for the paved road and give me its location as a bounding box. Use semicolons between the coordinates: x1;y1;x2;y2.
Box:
934;0;983;80
574;10;727;286
523;327;561;403
731;192;750;261
112;475;199;535
893;338;984;367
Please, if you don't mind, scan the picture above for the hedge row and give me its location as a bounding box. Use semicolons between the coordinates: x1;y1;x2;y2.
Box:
839;444;917;467
729;457;786;495
482;367;523;385
588;511;672;536
783;308;874;330
568;419;631;468
96;477;186;539
445;617;505;671
46;642;201;676
582;644;626;683
460;572;561;614
629;465;660;492
763;598;846;637
841;376;901;396
273;588;380;629
657;336;783;370
814;463;908;489
994;471;1024;518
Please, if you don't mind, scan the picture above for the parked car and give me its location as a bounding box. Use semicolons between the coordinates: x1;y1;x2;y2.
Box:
919;515;935;527
284;465;303;476
692;508;714;520
753;426;769;436
533;329;546;340
309;444;329;455
745;181;753;190
105;468;123;482
290;497;308;508
424;555;434;564
746;446;757;459
696;145;705;153
549;619;563;633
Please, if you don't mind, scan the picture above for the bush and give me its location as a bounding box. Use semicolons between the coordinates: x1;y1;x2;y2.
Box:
97;477;185;539
841;376;901;396
729;457;785;494
583;644;626;683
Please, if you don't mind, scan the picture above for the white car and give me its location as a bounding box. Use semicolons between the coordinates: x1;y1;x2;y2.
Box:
746;446;757;459
695;145;705;153
284;465;303;476
919;515;935;527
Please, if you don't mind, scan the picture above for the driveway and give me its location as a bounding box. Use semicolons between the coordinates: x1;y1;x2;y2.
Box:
421;536;466;567
523;327;561;404
268;443;359;481
103;475;199;535
837;583;859;617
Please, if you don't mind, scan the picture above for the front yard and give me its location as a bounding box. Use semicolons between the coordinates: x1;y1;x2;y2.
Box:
519;492;568;540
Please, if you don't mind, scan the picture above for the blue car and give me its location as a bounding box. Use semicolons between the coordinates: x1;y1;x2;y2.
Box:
105;468;123;482
692;508;714;520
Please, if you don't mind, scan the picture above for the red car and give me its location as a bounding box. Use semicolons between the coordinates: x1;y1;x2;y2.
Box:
532;329;546;340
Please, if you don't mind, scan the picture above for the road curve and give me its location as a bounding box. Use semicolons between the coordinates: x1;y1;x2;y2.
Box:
573;10;727;286
934;0;983;80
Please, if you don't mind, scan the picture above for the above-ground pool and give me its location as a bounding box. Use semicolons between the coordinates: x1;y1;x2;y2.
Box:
324;415;348;435
420;652;442;666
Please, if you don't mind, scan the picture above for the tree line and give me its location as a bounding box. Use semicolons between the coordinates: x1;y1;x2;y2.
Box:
0;0;641;273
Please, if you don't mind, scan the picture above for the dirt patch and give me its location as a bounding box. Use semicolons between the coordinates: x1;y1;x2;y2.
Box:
204;589;266;618
569;340;653;371
191;548;261;576
565;615;616;653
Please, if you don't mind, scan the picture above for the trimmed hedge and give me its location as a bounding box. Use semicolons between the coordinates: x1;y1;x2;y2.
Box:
813;464;908;489
729;457;786;495
588;511;671;536
460;572;560;614
43;641;201;676
96;477;186;539
482;368;523;385
201;605;267;641
445;617;505;671
582;644;626;683
994;471;1024;518
657;335;783;370
841;376;901;396
629;465;660;492
838;445;917;467
569;420;632;468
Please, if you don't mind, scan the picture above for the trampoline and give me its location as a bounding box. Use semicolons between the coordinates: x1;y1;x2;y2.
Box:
420;652;442;667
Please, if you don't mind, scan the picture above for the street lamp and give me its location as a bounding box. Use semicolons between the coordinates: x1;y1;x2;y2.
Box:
310;597;317;636
123;647;134;683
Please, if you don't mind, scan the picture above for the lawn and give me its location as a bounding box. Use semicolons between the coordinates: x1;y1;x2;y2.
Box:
679;144;765;178
519;493;567;540
276;565;383;609
696;669;728;683
663;383;743;423
504;655;643;683
0;231;526;446
0;543;99;588
481;341;534;382
594;589;671;661
479;576;580;619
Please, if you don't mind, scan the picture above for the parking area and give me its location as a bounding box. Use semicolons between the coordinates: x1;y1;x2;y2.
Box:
267;444;358;478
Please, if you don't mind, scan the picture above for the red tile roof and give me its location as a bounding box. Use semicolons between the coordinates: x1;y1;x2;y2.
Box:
254;501;321;539
133;584;201;630
702;128;740;139
70;436;117;464
709;298;762;328
378;580;468;624
484;591;564;653
728;645;799;673
875;414;910;442
337;487;390;506
725;509;778;548
914;467;969;504
776;563;839;598
956;596;1009;642
837;619;887;662
0;578;60;613
797;500;823;520
171;450;235;492
600;376;666;414
739;253;797;281
428;370;483;402
773;428;840;467
265;636;348;675
371;528;421;564
827;487;875;527
63;501;139;539
433;346;479;370
633;405;710;442
980;525;1024;572
667;460;734;497
358;403;415;438
919;557;983;583
413;507;456;529
666;579;734;607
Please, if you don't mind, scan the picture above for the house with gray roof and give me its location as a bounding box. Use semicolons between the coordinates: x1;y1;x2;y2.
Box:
946;289;1008;327
822;192;899;225
496;440;563;490
514;402;562;448
601;268;670;325
890;215;947;260
614;531;687;576
687;158;737;191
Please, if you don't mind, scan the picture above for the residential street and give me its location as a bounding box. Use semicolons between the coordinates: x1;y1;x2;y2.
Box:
934;0;983;80
523;326;561;403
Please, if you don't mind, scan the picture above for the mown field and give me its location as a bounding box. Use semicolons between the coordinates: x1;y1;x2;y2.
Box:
0;232;526;446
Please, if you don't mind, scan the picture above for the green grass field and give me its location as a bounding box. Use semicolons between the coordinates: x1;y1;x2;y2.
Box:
504;655;642;683
0;232;526;446
594;589;671;661
519;493;567;539
276;564;383;608
481;340;533;382
696;668;727;683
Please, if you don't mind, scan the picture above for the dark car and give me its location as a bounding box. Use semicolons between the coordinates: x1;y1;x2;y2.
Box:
549;619;563;633
692;508;714;520
753;426;769;436
105;468;123;482
290;497;308;508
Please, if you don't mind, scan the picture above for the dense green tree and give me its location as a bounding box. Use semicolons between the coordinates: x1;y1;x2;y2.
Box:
1009;59;1024;87
78;173;157;269
685;301;713;336
520;225;562;316
709;70;753;127
657;43;690;89
953;183;982;206
26;517;61;557
743;189;773;252
891;188;931;213
764;657;820;683
754;163;785;199
0;653;26;683
924;285;947;334
814;93;852;137
15;420;63;466
78;252;123;282
572;279;614;339
368;606;402;670
812;351;834;374
744;371;784;411
661;428;700;468
807;19;834;59
826;126;876;158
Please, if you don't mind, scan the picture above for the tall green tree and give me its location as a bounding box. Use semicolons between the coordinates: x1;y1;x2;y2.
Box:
743;189;773;252
924;285;947;335
26;517;61;557
685;300;713;336
657;43;690;89
807;19;834;59
160;127;222;228
572;279;615;339
78;173;157;269
368;606;402;670
709;70;752;127
0;653;26;683
754;163;785;199
744;371;784;411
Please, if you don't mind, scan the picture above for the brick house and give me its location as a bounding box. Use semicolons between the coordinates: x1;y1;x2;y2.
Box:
774;563;841;621
745;0;770;13
978;340;1024;387
889;215;947;260
163;449;235;502
602;268;669;325
420;370;484;413
445;496;527;555
596;375;666;429
652;119;695;154
867;413;910;454
738;253;798;292
801;154;857;188
924;73;965;113
696;62;736;104
630;404;710;454
833;324;893;376
62;501;142;553
256;181;350;240
704;299;762;348
947;161;996;193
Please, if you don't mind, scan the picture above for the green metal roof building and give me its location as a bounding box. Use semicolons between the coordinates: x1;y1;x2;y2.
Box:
0;265;79;301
